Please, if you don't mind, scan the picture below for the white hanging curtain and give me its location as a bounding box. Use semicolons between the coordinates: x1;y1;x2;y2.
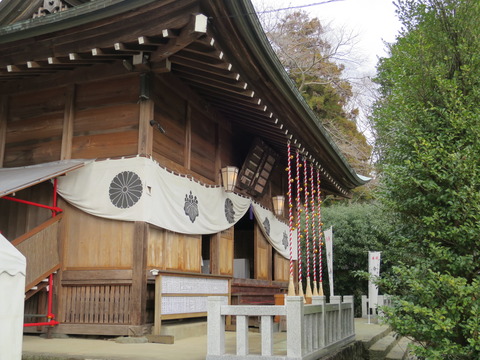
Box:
252;203;297;260
0;234;26;360
57;157;251;235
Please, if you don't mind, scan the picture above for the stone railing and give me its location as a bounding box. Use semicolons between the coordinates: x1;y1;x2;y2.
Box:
206;295;355;360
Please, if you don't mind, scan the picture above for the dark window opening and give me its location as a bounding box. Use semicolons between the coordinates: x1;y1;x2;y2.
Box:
233;211;254;279
201;234;211;274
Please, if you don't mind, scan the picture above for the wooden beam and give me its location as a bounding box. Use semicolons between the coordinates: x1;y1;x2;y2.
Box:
131;222;148;326
49;56;109;65
61;84;75;160
91;48;134;57
149;14;208;62
27;60;76;70
138;29;178;46
170;54;239;79
7;64;55;73
174;63;247;88
175;46;224;63
69;52;117;62
114;42;157;53
173;68;254;97
150;58;171;74
0;95;7;167
132;53;150;72
62;269;133;282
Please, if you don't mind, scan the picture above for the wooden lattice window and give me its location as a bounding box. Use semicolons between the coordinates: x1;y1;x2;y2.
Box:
238;138;277;197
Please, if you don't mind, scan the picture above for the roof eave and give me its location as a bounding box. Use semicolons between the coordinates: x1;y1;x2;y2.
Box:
0;0;158;44
223;0;368;188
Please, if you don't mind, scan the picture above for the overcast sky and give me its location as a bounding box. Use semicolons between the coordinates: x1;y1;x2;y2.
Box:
251;0;402;76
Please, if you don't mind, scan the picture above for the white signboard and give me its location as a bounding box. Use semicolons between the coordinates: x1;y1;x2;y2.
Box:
324;226;334;296
161;276;228;315
161;275;228;294
368;251;381;310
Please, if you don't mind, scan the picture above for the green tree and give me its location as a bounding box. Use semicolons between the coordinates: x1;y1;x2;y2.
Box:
372;0;480;358
320;202;391;316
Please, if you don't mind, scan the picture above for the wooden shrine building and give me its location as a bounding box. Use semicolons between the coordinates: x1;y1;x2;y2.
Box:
0;0;368;336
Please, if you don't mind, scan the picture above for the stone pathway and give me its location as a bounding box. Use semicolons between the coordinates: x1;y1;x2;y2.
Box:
21;319;409;360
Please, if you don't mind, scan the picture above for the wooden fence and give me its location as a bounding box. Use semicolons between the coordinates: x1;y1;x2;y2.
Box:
12;215;62;291
206;295;355;360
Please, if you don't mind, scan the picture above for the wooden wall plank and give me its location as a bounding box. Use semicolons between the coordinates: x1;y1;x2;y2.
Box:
8;87;65;121
4;139;62;167
254;223;272;281
4;87;65;167
75;76;138;110
61;84;75;160
74;104;139;135
273;252;289;282
190;111;215;181
0;95;7;167
0;182;53;239
152;77;186;167
147;227;201;272
60;200;133;269
212;227;233;276
72;131;138;159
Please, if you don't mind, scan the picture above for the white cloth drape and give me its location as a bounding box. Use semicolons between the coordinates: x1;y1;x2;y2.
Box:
58;157;297;260
57;157;252;235
0;234;26;360
252;203;297;260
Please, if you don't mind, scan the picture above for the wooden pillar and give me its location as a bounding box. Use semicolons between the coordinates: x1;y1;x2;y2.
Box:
138;74;154;156
184;103;191;169
61;84;75;160
131;221;148;325
215;123;221;183
210;233;220;275
0;95;8;167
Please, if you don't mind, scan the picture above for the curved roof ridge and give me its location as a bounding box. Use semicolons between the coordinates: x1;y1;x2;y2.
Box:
224;0;368;187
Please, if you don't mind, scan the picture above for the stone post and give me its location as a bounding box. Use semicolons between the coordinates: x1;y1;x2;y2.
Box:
330;295;342;341
286;296;304;358
236;315;248;356
343;295;354;337
261;315;273;356
312;295;326;349
207;296;227;356
361;295;368;318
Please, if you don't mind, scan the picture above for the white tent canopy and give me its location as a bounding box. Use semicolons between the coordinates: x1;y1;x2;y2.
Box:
0;159;87;197
0;234;26;360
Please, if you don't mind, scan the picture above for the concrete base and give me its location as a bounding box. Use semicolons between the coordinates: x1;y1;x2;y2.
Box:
159;319;207;341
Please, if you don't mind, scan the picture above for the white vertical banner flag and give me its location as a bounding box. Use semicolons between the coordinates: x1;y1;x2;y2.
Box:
324;226;334;296
368;251;381;311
